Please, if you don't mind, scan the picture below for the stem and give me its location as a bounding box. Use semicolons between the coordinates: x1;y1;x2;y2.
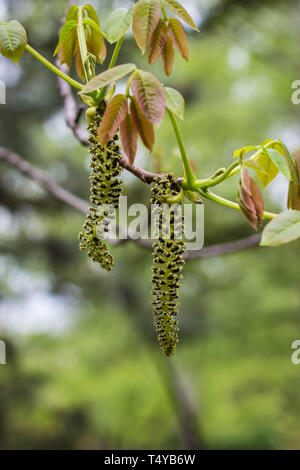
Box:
25;45;83;91
77;6;90;81
161;4;168;21
167;110;196;187
98;36;125;101
198;189;277;220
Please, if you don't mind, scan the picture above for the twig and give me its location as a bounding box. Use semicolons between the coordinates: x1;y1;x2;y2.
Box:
0;146;261;257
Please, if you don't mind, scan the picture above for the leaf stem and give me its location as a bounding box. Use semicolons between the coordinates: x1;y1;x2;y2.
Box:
198;188;277;220
161;4;168;21
167;109;196;187
98;36;125;101
77;5;92;81
25;44;83;91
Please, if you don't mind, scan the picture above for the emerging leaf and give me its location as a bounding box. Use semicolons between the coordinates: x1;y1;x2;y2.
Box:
164;87;185;120
234;145;257;160
86;22;107;64
54;20;77;56
261;210;300;247
255;152;279;188
65;4;79;22
130;70;166;124
162;0;199;31
238;168;264;230
265;148;292;181
132;0;161;53
148;19;168;64
84;4;100;25
168;18;189;61
120;112;139;164
162;35;174;76
106;7;133;44
98;94;128;144
0;20;27;65
130;97;155;151
82;64;136;93
288;154;300;210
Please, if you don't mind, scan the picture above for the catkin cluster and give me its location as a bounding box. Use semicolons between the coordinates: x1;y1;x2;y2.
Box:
79;104;123;271
151;175;186;356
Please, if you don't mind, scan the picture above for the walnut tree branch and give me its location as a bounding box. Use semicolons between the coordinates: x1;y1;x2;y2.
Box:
0;146;261;258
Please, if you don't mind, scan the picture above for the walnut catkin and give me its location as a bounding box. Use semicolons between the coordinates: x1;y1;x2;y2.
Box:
151;175;186;356
79;104;123;271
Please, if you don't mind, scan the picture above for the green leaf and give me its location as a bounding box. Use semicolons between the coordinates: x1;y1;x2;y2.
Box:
130;70;166;124
106;7;133;44
0;20;27;65
255;152;279;188
84;4;100;25
265;148;292;180
260;210;300;247
132;0;161;53
54;20;77;56
83;18;104;37
164;87;185;120
82;64;137;93
162;0;199;31
65;4;79;22
234;145;257;159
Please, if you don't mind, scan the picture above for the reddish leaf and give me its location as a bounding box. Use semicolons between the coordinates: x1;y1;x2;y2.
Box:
162;0;199;31
132;0;161;53
130;70;166;124
75;52;85;81
162;35;174;76
238;168;264;230
130;97;155;151
148;19;168;64
98;94;128;144
168;18;189;61
120;112;139;164
58;27;77;69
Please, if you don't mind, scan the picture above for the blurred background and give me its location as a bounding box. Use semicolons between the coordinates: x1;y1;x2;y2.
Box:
1;0;300;450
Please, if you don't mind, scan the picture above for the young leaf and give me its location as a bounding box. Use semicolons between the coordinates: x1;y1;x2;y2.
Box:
120;112;139;164
164;87;185;120
84;4;100;25
86;22;106;64
255;152;279;188
75;51;86;81
106;7;133;44
162;35;174;76
58;28;77;69
132;0;161;53
260;210;300;247
0;20;27;65
54;20;77;56
148;19;168;64
265;148;292;180
238;168;264;230
168;18;189;61
83;18;104;36
162;0;199;31
98;94;128;144
82;64;136;93
288;157;300;210
65;4;79;22
130;97;155;151
234;145;257;160
130;70;166;124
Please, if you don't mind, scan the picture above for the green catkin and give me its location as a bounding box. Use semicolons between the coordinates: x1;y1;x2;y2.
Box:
151;175;186;356
78;103;123;271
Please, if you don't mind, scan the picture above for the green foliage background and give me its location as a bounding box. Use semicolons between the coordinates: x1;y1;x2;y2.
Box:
1;0;300;449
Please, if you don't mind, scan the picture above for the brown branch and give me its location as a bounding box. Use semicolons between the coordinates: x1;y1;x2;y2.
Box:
0;146;261;257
